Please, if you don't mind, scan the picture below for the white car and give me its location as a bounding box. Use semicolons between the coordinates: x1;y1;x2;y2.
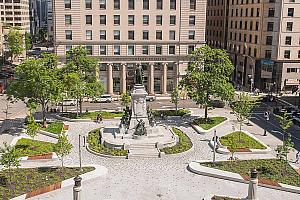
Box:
58;99;77;106
93;94;112;103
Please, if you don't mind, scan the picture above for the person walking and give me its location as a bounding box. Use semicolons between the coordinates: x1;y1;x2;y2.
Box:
296;151;300;164
96;114;100;123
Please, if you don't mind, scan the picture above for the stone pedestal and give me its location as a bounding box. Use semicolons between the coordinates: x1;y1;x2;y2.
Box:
247;168;259;200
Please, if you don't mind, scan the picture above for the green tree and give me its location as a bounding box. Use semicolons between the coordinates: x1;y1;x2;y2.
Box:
25;32;33;50
277;112;293;141
26;100;39;139
7;28;24;61
180;45;235;120
7;53;61;126
227;137;238;161
171;86;180;112
54;132;73;170
121;91;131;107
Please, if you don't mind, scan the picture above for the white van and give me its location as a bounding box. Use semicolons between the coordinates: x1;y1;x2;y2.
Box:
58;99;77;106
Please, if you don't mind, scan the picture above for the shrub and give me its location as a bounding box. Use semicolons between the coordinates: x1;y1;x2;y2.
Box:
41;122;64;134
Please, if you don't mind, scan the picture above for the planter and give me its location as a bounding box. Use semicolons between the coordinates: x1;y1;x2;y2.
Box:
191;117;229;134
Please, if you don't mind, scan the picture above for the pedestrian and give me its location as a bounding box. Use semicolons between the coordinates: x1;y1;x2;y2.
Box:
160;113;164;120
296;151;300;164
96;114;99;123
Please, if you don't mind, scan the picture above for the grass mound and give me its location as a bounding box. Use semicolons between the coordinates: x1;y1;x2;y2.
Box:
41;122;64;135
15;138;55;157
193;116;227;130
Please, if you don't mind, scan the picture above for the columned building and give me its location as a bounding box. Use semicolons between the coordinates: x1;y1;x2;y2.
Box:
53;0;207;95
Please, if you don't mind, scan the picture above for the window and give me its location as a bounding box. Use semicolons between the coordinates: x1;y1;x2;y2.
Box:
66;45;72;53
99;45;106;55
114;0;120;9
239;21;242;29
128;15;134;25
249;34;252;43
86;15;92;25
267;22;274;31
143;15;149;25
128;31;134;40
156;45;162;55
65;15;71;25
169;45;175;55
64;0;71;9
100;30;106;40
128;0;134;10
269;0;275;2
188;45;194;54
156;31;162;40
255;35;258;44
85;46;93;55
114;15;120;25
142;46;149;55
99;0;106;9
250;21;253;30
284;50;290;59
268;8;275;17
251;8;254;17
86;30;92;40
157;0;163;9
286;22;293;31
189;16;195;26
266;36;273;45
169;30;175;40
100;15;106;25
265;50;272;59
170;0;176;10
254;48;257;57
298;50;300;58
190;0;196;10
128;45;135;55
114;30;120;40
65;30;72;40
244;34;247;42
143;31;149;40
114;45;120;55
143;0;149;9
188;30;195;40
255;22;259;31
170;16;176;25
86;0;92;9
256;8;260;17
288;8;294;17
285;36;292;45
156;15;162;25
245;21;248;30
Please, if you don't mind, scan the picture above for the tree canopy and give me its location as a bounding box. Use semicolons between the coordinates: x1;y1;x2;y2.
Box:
7;28;24;61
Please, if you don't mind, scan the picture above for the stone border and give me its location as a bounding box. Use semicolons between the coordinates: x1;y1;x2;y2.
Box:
86;143;128;159
188;160;300;194
191;117;229;134
208;130;272;155
10;164;108;200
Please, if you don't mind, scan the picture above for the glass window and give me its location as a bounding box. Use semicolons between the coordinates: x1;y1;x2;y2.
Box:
99;45;106;55
100;63;107;71
267;22;273;31
66;45;72;53
190;0;196;10
114;45;120;55
86;15;92;25
170;15;176;25
128;0;135;10
142;46;149;55
265;50;272;59
156;15;162;25
157;0;163;9
188;30;195;40
65;15;71;25
100;15;106;25
86;0;92;9
288;8;294;17
169;31;175;40
266;36;272;45
65;30;72;40
128;31;134;40
114;15;120;25
86;45;93;55
256;8;260;17
170;0;176;10
188;45;194;54
114;30;120;40
286;22;293;31
268;8;275;17
128;15;134;25
255;22;259;31
169;45;175;55
143;31;149;40
298;50;300;58
86;30;92;40
143;0;149;10
128;45;135;55
64;0;71;9
284;50;290;59
114;0;120;9
156;31;162;40
100;0;106;9
100;30;106;40
189;16;195;26
285;36;292;45
156;45;162;55
143;15;149;25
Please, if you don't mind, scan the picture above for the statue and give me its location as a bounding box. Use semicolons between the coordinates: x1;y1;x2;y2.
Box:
135;65;144;85
134;119;147;136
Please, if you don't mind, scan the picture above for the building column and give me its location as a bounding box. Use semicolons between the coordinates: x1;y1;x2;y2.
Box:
174;62;179;87
162;63;167;94
120;63;126;94
107;63;113;95
149;62;154;95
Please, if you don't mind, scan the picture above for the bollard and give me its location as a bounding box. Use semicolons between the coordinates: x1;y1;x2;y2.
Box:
247;168;258;200
73;175;82;200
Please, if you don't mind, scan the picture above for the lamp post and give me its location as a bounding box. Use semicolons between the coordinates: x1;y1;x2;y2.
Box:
78;134;83;171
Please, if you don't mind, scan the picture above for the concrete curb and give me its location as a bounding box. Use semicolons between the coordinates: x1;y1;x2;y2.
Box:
38;129;60;139
188;160;300;194
10;164;108;200
191;117;229;134
86;143;128;159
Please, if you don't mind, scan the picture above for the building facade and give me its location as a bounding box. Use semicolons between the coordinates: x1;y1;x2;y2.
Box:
206;0;300;93
53;0;207;95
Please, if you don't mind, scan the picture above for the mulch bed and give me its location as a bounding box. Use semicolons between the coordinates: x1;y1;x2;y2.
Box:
25;182;61;198
242;175;281;187
27;153;53;160
228;148;251;152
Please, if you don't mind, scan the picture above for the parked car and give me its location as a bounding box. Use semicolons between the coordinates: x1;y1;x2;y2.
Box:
212;100;225;108
58;99;77;106
93;94;113;103
146;95;156;102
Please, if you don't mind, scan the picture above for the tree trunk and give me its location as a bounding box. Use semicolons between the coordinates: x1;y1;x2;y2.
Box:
79;98;83;114
76;97;79;117
204;105;208;120
41;102;47;127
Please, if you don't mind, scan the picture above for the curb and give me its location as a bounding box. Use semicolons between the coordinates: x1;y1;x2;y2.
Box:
191;117;229;134
86;143;128;159
188;160;300;194
10;164;108;200
38;129;60;139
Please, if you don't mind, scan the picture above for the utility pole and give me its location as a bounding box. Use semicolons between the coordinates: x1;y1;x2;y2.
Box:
213;129;217;164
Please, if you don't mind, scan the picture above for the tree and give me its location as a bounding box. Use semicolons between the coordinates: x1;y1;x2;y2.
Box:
277;112;293;142
7;53;61;126
25;32;33;50
227;137;238;161
121;91;131;107
54;132;73;171
7;28;24;62
25;100;40;139
171;86;180;112
180;45;235;120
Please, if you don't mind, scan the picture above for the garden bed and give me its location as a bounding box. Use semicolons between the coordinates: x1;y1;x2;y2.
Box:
41;122;64;135
193;116;227;130
87;129;128;156
202;159;300;187
61;111;123;120
160;127;192;154
0;167;94;199
152;109;190;117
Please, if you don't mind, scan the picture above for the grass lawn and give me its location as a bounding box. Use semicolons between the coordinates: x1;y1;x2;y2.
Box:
212;196;240;200
87;129;128;156
160;127;192;154
14;138;56;157
152;109;190;117
220;131;266;150
61;111;123;120
202;159;300;187
0;167;94;199
193;116;227;130
41;122;64;135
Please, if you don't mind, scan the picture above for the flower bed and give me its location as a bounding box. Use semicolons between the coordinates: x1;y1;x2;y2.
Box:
152;109;190;117
61;111;123;120
193;116;227;130
14;138;55;157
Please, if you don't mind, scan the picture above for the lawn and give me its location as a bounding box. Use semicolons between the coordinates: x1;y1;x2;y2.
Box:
160;127;192;154
152;109;190;117
41;122;64;135
220;131;266;150
0;167;94;199
14;138;56;157
193;116;227;130
87;129;128;156
61;111;123;120
202;159;300;187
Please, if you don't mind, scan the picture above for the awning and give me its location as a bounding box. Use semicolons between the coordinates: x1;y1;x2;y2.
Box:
285;79;299;86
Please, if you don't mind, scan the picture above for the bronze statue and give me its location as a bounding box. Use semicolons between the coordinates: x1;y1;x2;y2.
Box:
134;119;147;136
135;65;144;85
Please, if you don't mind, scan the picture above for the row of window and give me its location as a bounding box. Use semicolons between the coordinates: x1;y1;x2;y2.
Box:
283;50;300;59
99;63;175;71
227;43;258;57
287;67;300;73
65;0;196;10
229;32;259;44
65;45;195;56
207;0;266;6
65;29;196;41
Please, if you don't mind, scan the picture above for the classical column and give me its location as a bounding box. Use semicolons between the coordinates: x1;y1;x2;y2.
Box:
174;62;179;87
107;63;113;95
161;63;167;94
121;63;126;94
149;62;154;95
